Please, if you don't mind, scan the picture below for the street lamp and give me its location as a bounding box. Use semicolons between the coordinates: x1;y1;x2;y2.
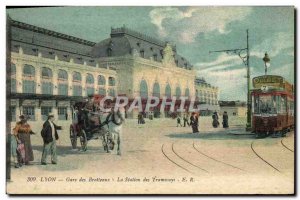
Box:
263;52;270;75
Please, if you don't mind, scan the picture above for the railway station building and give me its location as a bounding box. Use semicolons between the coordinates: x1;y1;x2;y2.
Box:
7;18;218;121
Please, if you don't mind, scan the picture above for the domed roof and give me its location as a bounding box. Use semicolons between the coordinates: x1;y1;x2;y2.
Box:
91;36;132;58
91;26;193;69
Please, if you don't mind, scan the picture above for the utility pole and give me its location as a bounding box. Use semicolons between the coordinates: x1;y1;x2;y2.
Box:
209;30;251;130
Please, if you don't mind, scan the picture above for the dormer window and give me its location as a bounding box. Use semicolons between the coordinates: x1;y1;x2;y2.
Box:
184;63;187;69
140;50;144;58
153;54;157;61
137;42;140;47
150;47;153;51
175;60;178;66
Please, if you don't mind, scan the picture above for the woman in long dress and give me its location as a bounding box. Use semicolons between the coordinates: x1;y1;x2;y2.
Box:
222;111;229;128
13;115;35;165
190;113;199;133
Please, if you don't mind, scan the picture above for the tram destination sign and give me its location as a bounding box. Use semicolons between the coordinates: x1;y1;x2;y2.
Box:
253;75;284;89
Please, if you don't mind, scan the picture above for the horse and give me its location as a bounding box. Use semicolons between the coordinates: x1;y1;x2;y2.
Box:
99;108;125;155
80;108;125;155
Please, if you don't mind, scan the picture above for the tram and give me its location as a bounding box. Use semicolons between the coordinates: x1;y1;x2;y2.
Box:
251;75;294;138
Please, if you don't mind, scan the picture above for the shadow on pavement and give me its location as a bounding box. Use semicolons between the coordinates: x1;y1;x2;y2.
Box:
32;145;109;156
166;128;255;140
31;145;110;171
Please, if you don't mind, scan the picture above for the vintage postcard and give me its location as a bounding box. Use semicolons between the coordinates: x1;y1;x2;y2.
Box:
6;6;295;194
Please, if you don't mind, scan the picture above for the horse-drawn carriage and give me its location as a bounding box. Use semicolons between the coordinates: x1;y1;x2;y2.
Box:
69;96;124;154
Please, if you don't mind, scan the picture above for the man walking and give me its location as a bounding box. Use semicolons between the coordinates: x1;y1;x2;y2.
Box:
176;116;182;127
183;114;190;127
41;113;62;165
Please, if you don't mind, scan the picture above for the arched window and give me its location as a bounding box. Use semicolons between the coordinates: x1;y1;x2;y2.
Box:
152;82;160;98
165;84;171;99
86;74;94;84
41;67;53;95
22;64;35;93
41;67;53;78
108;77;115;86
58;69;68;80
86;74;95;96
175;87;181;99
23;64;35;76
140;80;148;98
72;71;82;96
58;69;68;96
98;75;106;85
73;71;82;82
185;88;190;98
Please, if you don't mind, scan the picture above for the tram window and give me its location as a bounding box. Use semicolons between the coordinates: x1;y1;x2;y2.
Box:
280;96;287;114
290;101;294;116
276;96;281;113
258;95;276;114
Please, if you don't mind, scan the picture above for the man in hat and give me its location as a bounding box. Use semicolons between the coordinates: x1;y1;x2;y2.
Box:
41;113;62;165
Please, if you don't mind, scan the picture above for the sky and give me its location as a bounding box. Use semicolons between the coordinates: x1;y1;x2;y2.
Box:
6;6;295;101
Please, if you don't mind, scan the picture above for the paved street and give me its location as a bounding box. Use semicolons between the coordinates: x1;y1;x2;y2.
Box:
7;116;294;194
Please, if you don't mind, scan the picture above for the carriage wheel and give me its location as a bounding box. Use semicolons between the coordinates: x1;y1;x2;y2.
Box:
70;126;77;149
80;130;88;151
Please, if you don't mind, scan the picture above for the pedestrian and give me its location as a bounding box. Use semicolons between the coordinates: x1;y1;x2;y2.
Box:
41;113;62;165
183;114;189;127
10;129;19;168
141;114;145;124
138;113;141;124
212;111;219;128
222;111;229;128
176;116;182;127
13;115;35;166
190;113;199;133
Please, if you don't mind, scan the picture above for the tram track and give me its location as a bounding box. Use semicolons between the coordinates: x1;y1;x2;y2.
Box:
250;140;281;173
192;142;245;171
161;144;193;174
171;143;209;173
280;138;294;153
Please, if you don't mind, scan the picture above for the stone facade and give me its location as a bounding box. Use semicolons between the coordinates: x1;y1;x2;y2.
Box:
9;50;117;122
194;77;220;115
8;19;206;121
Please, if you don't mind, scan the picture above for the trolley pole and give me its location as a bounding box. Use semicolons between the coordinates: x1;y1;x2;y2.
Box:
209;29;251;130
